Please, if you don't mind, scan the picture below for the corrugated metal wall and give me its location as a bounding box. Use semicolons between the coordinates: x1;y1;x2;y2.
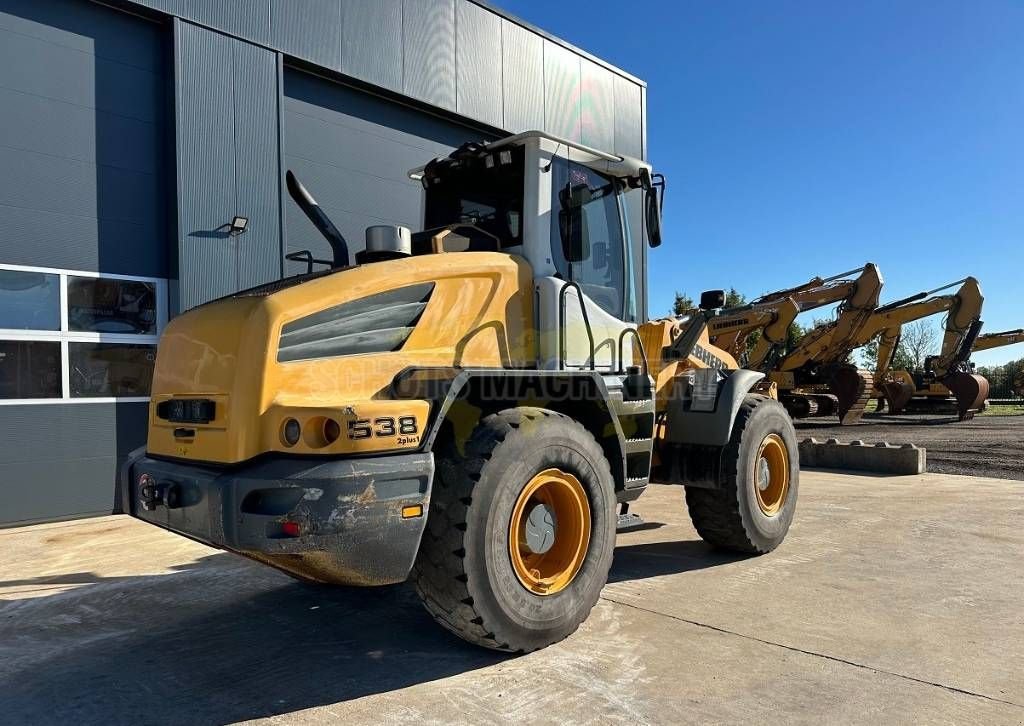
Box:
0;0;168;277
126;0;647;162
282;68;494;274
126;0;648;316
173;19;281;308
0;0;166;525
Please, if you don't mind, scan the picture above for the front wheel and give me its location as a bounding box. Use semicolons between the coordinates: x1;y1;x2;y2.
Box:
685;394;799;553
412;407;617;652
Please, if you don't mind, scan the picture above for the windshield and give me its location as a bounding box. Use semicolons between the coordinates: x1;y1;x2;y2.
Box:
550;158;634;321
423;146;525;248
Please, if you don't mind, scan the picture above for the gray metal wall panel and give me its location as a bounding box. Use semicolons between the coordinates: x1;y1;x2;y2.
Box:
455;2;502;129
180;0;270;46
0;402;148;525
120;0;647;161
581;58;614;153
270;0;342;71
543;40;581;142
0;0;167;277
402;0;456;111
282;69;489;274
232;40;282;289
0;0;163;71
500;19;543;133
174;20;237;308
342;0;402;94
613;74;643;160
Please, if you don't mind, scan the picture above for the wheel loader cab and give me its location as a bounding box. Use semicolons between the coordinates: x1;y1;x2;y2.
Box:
413;132;651;371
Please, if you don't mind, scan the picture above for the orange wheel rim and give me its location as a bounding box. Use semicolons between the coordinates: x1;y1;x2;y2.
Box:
508;468;591;596
755;434;790;516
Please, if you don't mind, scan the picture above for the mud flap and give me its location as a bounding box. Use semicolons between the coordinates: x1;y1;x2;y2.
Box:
941;372;990;421
881;381;915;414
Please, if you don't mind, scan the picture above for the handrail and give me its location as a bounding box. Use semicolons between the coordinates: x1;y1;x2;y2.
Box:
617;328;650;377
558;281;596;371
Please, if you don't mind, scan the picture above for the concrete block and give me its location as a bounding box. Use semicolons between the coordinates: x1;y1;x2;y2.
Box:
798;437;926;475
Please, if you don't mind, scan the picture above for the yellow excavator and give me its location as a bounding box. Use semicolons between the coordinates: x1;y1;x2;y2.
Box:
861;278;988;420
118;131;800;653
760;264;885;424
710;265;880;371
882;327;1020;413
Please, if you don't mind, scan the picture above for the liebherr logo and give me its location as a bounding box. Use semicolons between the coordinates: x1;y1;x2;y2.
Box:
692;344;728;370
710;317;751;332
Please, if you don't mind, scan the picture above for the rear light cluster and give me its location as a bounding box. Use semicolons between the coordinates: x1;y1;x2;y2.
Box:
279;416;343;449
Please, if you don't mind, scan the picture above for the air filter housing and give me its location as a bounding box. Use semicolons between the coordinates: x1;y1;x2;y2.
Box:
357;225;412;264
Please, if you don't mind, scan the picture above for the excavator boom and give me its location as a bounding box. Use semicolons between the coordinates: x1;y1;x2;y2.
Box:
972;329;1024;353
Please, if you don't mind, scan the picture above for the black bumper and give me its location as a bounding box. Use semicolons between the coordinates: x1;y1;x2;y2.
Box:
120;450;434;586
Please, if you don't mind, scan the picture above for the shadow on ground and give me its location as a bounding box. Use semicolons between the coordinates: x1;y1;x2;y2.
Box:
0;534;736;723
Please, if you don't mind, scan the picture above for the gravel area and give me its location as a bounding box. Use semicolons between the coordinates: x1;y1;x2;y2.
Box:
794;412;1024;480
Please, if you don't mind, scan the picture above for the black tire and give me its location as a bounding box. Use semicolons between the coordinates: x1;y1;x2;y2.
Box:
685;394;799;553
412;407;616;652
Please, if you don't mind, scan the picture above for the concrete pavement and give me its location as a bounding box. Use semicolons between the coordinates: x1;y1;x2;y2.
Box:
1;471;1022;724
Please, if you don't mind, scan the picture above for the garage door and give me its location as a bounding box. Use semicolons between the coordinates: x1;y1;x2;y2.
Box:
0;0;167;525
282;69;496;273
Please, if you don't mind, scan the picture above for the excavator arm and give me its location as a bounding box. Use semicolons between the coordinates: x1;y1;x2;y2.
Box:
972;328;1024;353
708;298;801;368
773;263;884;373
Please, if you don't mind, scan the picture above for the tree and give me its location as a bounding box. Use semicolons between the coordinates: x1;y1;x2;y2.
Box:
671;291;694;316
858;337;915;373
900;320;940;370
724;287;746;308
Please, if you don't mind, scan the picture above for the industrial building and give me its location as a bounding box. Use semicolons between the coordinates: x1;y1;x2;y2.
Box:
0;0;647;524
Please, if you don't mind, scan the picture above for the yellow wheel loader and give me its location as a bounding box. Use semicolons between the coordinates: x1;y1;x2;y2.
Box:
881;327;1018;414
119;132;799;653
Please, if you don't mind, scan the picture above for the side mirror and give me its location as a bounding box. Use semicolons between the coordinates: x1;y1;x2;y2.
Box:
700;289;726;311
638;168;665;248
645;187;662;248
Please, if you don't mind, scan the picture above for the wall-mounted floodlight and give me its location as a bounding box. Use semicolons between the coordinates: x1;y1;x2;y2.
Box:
229;216;249;236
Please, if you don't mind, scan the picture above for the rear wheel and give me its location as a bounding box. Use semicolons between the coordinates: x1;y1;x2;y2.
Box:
412;407;616;652
685;394;798;553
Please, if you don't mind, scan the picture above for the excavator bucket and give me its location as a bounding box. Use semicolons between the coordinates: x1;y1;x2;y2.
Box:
880;381;915;414
829;366;874;425
941;372;990;421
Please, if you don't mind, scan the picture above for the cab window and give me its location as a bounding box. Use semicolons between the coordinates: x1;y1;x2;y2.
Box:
550;158;631;320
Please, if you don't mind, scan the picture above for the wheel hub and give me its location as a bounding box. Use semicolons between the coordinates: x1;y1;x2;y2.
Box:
508;468;591;595
757;457;771;491
524;503;557;554
754;433;790;516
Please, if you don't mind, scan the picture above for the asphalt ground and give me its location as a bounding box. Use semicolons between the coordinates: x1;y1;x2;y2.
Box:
2;471;1022;725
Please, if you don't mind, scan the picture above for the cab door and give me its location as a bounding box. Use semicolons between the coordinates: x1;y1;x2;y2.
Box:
536;156;638;371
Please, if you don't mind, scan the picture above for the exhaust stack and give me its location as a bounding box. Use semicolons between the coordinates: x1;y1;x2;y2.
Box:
286;170;350;268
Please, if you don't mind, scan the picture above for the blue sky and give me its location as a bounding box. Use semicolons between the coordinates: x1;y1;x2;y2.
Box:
499;0;1024;365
